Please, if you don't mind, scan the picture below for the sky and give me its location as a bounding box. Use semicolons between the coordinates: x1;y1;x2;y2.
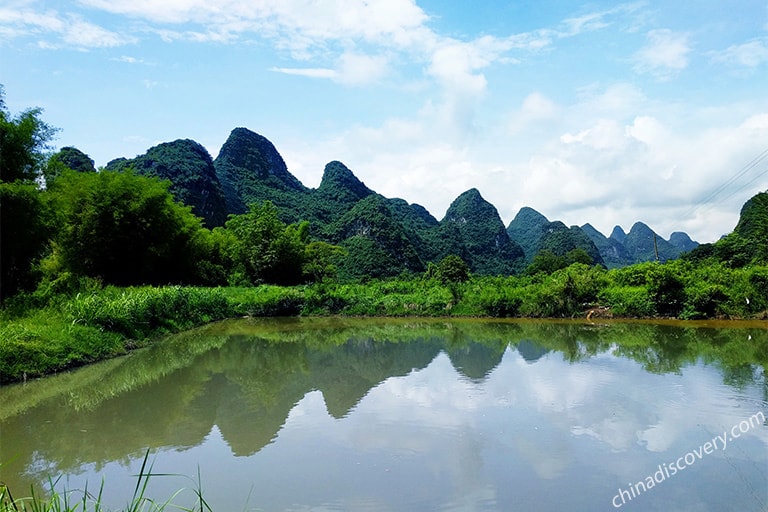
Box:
2;0;768;243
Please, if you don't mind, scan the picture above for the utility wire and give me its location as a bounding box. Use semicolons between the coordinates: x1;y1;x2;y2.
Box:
681;146;768;221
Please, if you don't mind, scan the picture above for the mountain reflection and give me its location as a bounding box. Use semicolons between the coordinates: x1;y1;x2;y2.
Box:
1;318;766;496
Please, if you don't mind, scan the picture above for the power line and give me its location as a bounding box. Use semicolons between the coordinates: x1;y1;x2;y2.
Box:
681;146;768;221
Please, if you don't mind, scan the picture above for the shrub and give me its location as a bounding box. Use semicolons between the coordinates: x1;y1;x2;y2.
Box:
682;283;728;319
599;286;655;317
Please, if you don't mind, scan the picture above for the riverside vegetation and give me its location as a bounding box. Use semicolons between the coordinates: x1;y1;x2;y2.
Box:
2;86;768;385
1;449;213;512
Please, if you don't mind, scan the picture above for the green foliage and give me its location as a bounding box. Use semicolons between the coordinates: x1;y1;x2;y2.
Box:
434;255;471;284
526;248;593;276
303;241;346;282
312;160;374;215
519;263;606;317
214;127;308;222
0;286;236;382
599;286;655;317
566;248;594;265
326;194;424;278
225;201;309;285
439;188;524;275
0;86;58;183
681;192;768;269
468;277;523;317
732;191;768;262
713;232;754;267
44;146;96;186
506;206;549;261
66;286;232;338
337;236;399;281
46;170;204;286
645;262;686;317
609;261;657;287
106;139;228;227
681;282;729;319
526;249;567;275
536;222;604;266
189;227;238;286
0;182;51;300
1;449;213;512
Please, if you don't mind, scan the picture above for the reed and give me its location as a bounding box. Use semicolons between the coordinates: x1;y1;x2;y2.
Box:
0;451;212;512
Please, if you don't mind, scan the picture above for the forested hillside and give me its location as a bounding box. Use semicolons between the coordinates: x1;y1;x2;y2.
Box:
105;126;695;277
5;87;759;306
2;90;768;384
105;139;228;227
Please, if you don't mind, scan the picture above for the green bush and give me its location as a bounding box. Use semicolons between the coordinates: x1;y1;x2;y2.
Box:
65;286;233;338
681;283;728;319
231;286;305;316
599;286;655;317
528;264;606;317
646;263;686;317
469;279;523;317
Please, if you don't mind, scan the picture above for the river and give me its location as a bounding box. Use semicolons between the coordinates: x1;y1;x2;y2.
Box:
1;318;766;511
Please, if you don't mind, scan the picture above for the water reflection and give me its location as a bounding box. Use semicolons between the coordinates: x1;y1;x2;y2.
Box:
1;318;766;511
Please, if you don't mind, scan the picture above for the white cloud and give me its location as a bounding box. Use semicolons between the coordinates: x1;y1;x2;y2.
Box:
335;52;390;86
77;0;429;49
270;53;389;86
62;16;134;47
111;55;153;65
271;67;337;79
0;7;65;33
283;73;768;242
509;92;559;135
633;29;691;80
0;7;133;48
711;37;768;68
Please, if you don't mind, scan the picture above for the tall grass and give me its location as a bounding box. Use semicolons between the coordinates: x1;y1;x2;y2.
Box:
3;261;768;383
66;286;233;338
0;451;212;512
0;287;235;383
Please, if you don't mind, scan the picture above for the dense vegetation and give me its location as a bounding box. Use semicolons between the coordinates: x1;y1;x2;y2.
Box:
1;86;767;384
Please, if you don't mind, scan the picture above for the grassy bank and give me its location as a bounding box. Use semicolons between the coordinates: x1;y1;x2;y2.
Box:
2;260;767;384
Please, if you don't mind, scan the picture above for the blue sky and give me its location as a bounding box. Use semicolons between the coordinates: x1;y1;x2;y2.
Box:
2;0;768;242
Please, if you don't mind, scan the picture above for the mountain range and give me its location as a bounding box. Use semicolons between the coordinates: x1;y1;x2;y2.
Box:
101;127;699;277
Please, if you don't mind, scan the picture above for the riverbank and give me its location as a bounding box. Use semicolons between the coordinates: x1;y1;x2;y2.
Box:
2;263;767;384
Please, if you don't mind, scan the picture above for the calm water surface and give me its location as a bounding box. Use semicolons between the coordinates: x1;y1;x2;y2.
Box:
1;318;766;511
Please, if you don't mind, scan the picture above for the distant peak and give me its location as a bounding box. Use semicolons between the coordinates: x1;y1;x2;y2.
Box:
610;225;627;242
516;206;548;220
317;160;373;202
581;223;604;236
628;221;654;235
215;127;305;192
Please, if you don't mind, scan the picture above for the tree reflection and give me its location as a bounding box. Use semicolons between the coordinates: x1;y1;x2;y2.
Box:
1;318;765;496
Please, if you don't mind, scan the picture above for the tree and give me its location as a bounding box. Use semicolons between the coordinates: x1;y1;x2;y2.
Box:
0;182;51;300
225;201;310;285
435;254;471;284
43;146;96;186
0;85;58;183
565;248;593;266
0;87;57;300
46;169;204;285
302;241;346;282
646;263;686;317
526;249;567;275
